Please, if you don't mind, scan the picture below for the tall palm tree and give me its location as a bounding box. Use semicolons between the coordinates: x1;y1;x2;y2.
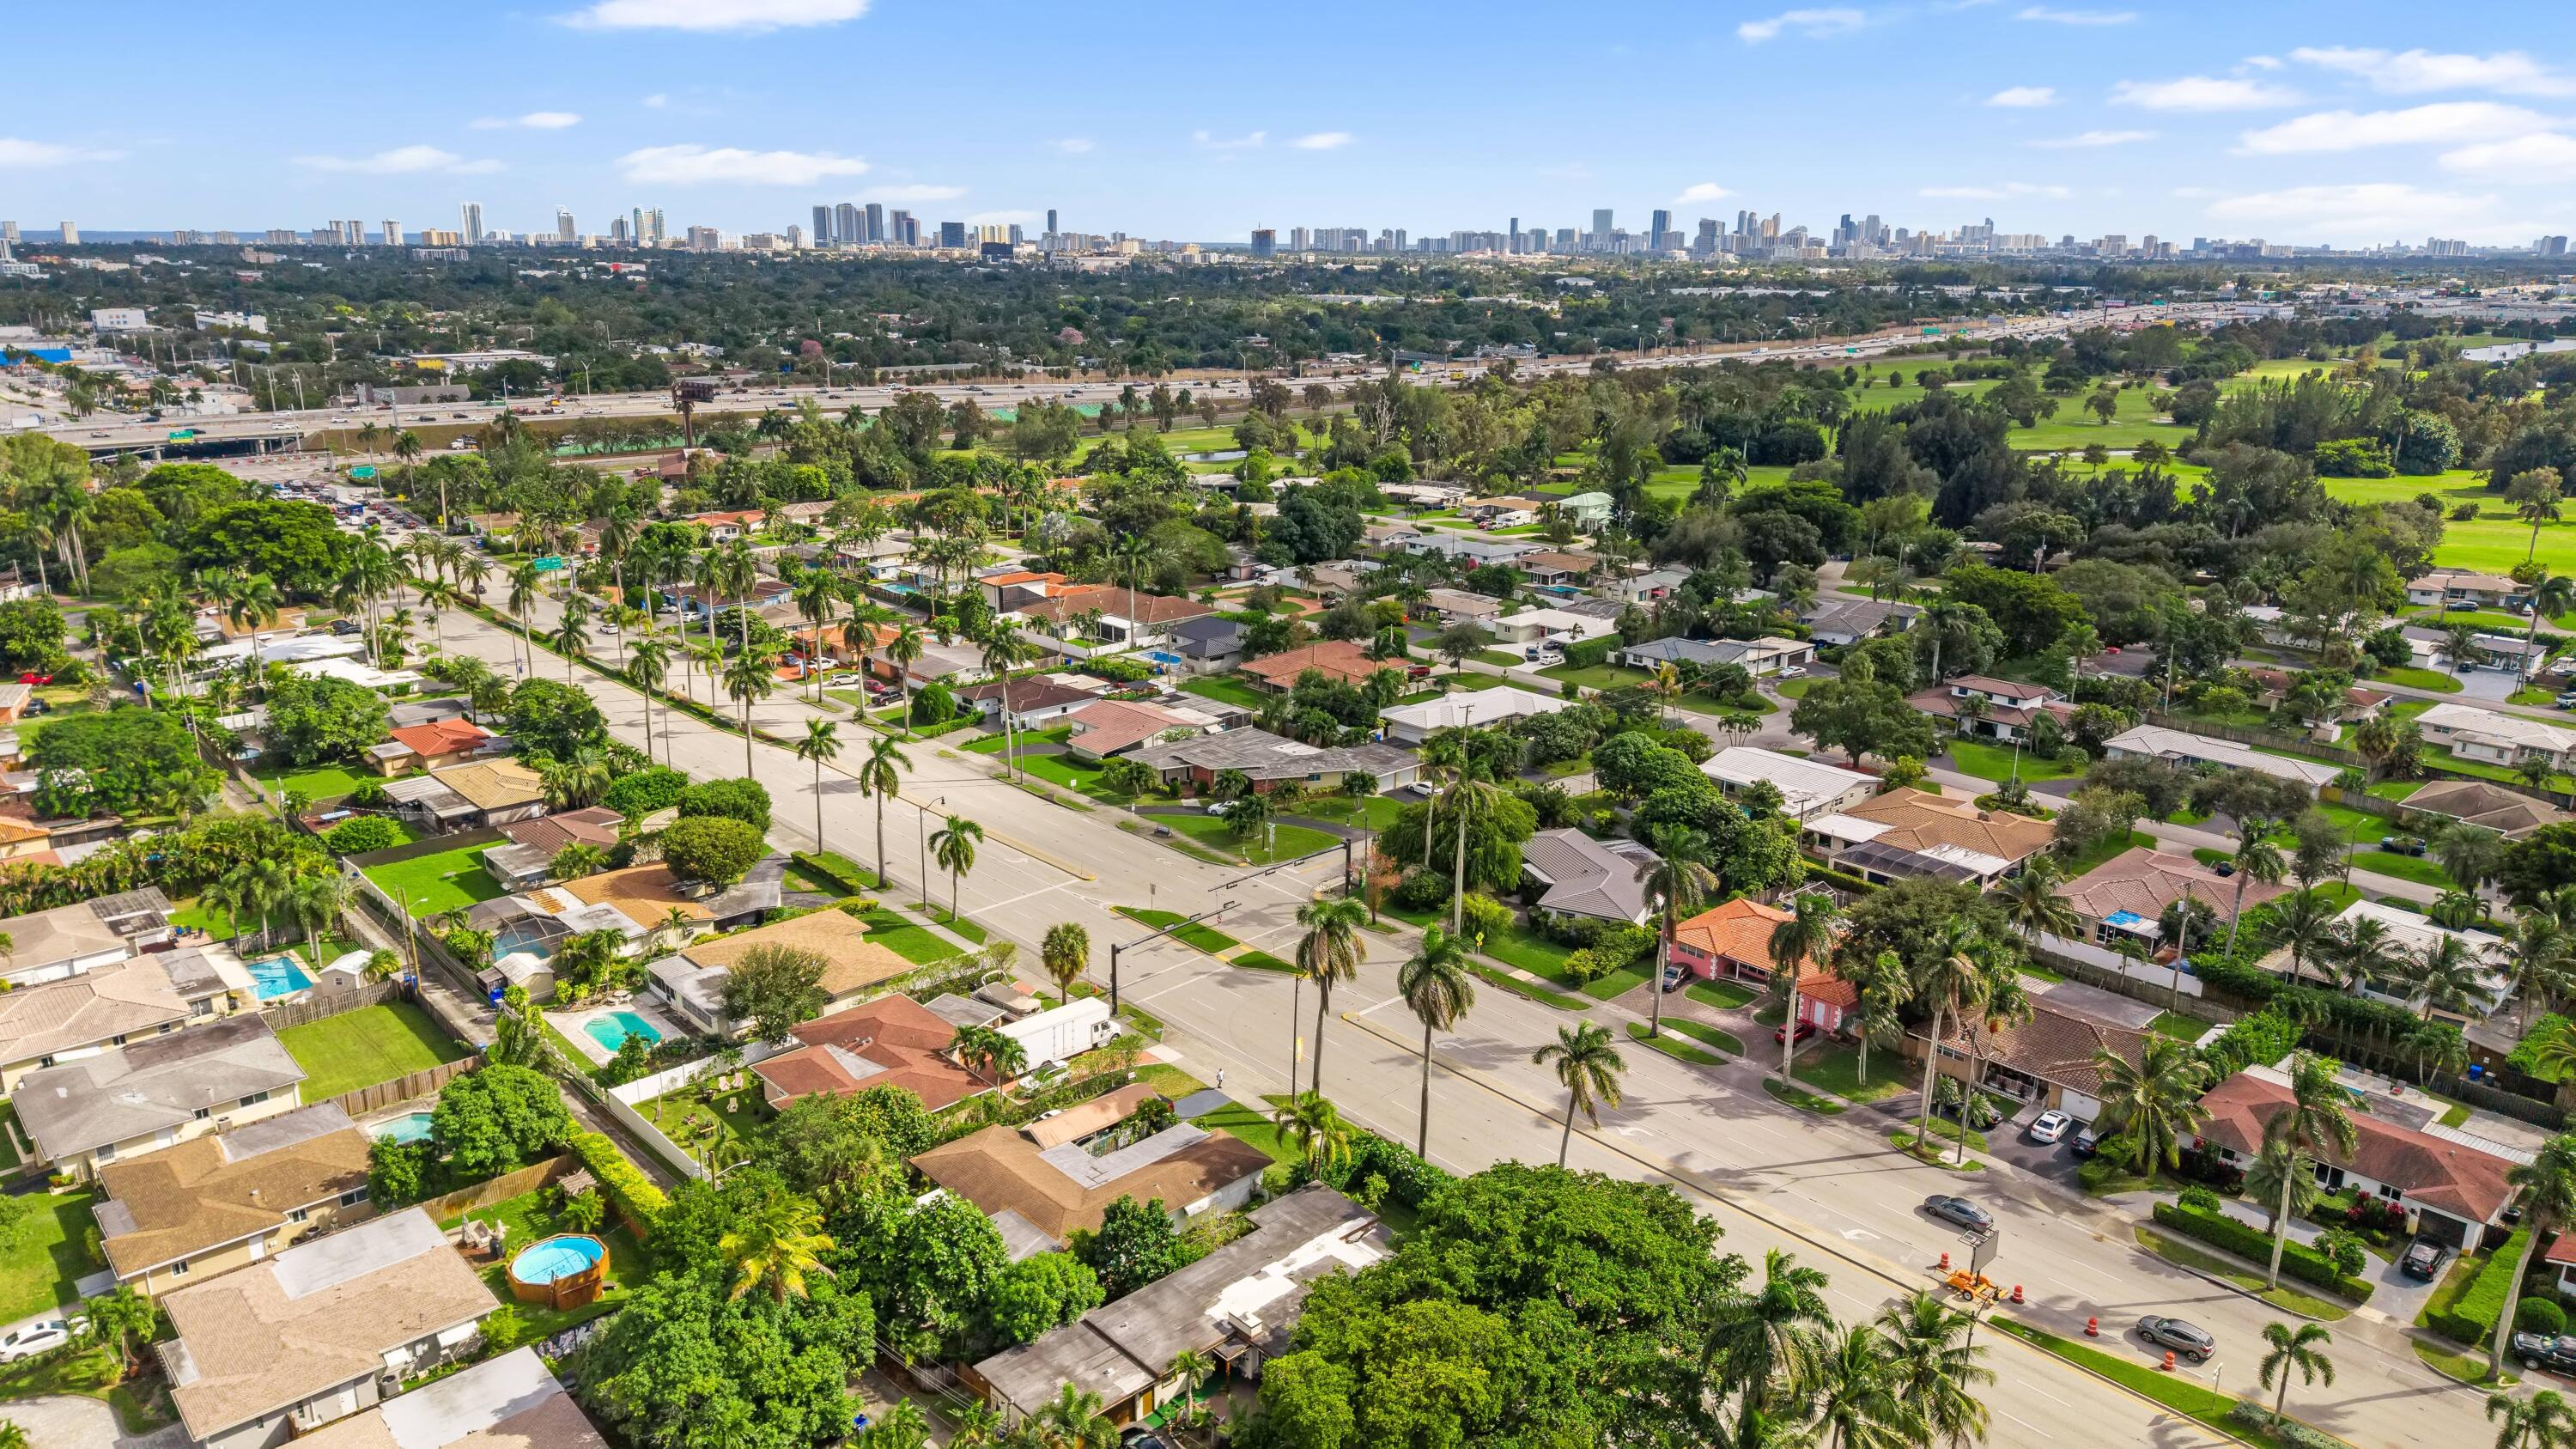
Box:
1272;1091;1353;1179
1041;922;1090;1001
1292;897;1369;1094
1639;825;1717;1040
1532;1021;1625;1167
1702;1248;1832;1446
2259;1321;2336;1425
794;719;841;857
1909;930;1990;1159
2412;934;2491;1022
860;736;909;889
1873;1291;1994;1449
2260;1052;2357;1289
2497;915;2575;1037
884;622;926;724
930;816;983;920
684;636;723;710
626;632;672;765
979;628;1033;782
2494;1134;2576;1376
718;1187;835;1302
791;568;840;706
722;642;777;778
1397;923;1476;1157
2488;1387;2576;1449
1806;1324;1915;1449
2445;620;2485;685
506;561;542;676
2220;815;2287;955
1768;891;1840;1078
2263;889;2341;987
2092;1035;2211;1183
2518;573;2576;695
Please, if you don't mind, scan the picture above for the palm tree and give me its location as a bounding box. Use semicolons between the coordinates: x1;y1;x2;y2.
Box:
1531;1021;1625;1167
2221;815;2287;955
2488;1387;2576;1449
506;561;542;676
2445;620;2485;685
793;719;841;857
722;642;778;778
1398;923;1476;1156
1041;922;1090;1002
2259;1052;2357;1289
2263;889;2341;987
626;633;672;765
1702;1248;1832;1444
1806;1324;1915;1449
979;628;1033;782
2494;1134;2576;1376
1993;856;2080;954
791;569;840;706
929;816;983;919
1292;897;1369;1094
1639;825;1717;1040
2259;1321;2336;1424
2518;573;2576;697
1031;1383;1118;1449
718;1186;836;1302
2415;934;2491;1021
1874;1291;1994;1449
552;594;592;684
2092;1035;2210;1182
884;622;926;723
1768;890;1840;1078
1909;932;1990;1159
860;736;909;888
1164;1348;1215;1445
1272;1090;1353;1178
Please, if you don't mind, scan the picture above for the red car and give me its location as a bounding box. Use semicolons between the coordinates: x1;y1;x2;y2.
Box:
1773;1020;1819;1045
15;673;50;686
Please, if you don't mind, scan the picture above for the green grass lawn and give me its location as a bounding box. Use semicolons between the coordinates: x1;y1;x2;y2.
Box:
1789;1041;1904;1105
276;1002;470;1101
1234;950;1297;973
2148;1011;2209;1041
1764;1076;1848;1114
0;1190;98;1324
1686;977;1759;1010
1292;793;1405;832
1532;662;1741;715
1161;811;1340;865
1629;1022;1725;1067
2054;828;2154;876
2350;850;2456;889
2369;665;2465;693
2325;472;2576;577
2132;1226;2350;1319
1180;675;1268;710
1775;677;1813;699
910;902;988;944
1115;905;1242;955
1472;649;1524;668
856;907;963;965
639;1079;772;1170
1190;1100;1298;1165
1469;962;1590;1010
1660;1015;1744;1056
1944;738;2081;783
452;1184;652;1342
363;844;505;916
251;760;394;802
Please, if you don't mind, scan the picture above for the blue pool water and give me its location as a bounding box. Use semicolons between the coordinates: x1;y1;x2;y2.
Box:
510;1236;604;1285
491;923;556;961
371;1112;435;1146
582;1011;662;1053
247;956;316;1001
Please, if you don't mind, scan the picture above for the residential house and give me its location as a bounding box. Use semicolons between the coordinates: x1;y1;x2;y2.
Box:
1009;588;1217;655
1801;597;1921;647
1610;635;1813;677
2101;724;2344;793
1060;698;1213;762
493;807;624;864
1557;490;1614;526
1397;534;1538;567
0;886;177;988
1163;615;1248;673
1909;676;2075;746
2052;846;2290;954
1521;829;1659;925
2242;667;2392;723
367;719;496;777
2403;626;2552;680
15;1015;307;1180
653;576;792;620
1701;747;1879;822
647;909;914;1037
2401;779;2569;836
2295;899;2509;1026
750;995;992;1111
1381;685;1568;745
94;1104;374;1296
2405;569;2526;612
1488;607;1619;650
423;758;548;829
1127;728;1421;794
912;1114;1273;1259
1380;483;1468;509
687;508;766;543
1421;588;1507;625
954;675;1105;731
0;944;253;1092
292;1347;611;1449
2197;1065;2518;1248
1298;562;1376;597
1801;788;2055;887
556;862;778;938
1611;567;1692;603
1516;551;1603;588
1457;499;1536;530
1908;982;2156;1121
387;697;474;732
969;1187;1389;1430
977;570;1072;611
156;1208;494;1449
1668;896;1857;1033
2415;702;2576;770
1238;640;1394;692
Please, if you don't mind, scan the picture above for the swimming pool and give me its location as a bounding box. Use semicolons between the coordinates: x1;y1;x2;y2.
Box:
246;956;316;1001
369;1111;435;1146
582;1011;662;1053
490;923;557;961
509;1234;604;1286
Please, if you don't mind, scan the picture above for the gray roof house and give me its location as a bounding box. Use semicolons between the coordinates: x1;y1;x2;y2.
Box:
1801;597;1921;646
1165;615;1248;670
15;1015;307;1179
1126;728;1422;791
1521;829;1661;924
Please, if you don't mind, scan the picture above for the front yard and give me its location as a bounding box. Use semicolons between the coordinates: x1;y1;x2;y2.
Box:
1161;812;1340;866
1943;738;2083;783
0;1189;99;1324
276;1002;471;1101
363;843;507;916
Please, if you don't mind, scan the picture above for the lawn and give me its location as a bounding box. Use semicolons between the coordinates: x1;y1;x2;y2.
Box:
1764;1077;1847;1115
1943;738;2081;783
251;760;392;802
452;1184;652;1342
1532;662;1743;715
276;1002;471;1101
1115;905;1242;955
1789;1040;1905;1105
640;1078;772;1171
1991;1319;2306;1449
1179;675;1268;710
2148;1011;2210;1042
1292;793;1406;832
2324;472;2576;577
856;907;963;965
1162;811;1340;865
2350;850;2457;889
1661;1015;1744;1056
2053;828;2154;876
1686;977;1759;1010
0;1190;99;1324
1190;1100;1297;1166
910;902;988;944
1234;950;1298;973
1629;1022;1724;1068
2132;1226;2350;1319
363;844;505;916
2368;665;2464;693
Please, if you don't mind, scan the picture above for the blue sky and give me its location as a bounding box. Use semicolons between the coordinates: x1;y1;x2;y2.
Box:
5;1;2571;247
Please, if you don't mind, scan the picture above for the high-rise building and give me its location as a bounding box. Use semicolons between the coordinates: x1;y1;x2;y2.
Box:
889;210;914;246
1249;228;1276;258
629;207;645;246
1589;209;1613;250
834;203;858;247
556;209;576;244
58;222;77;245
866;203;885;244
812;205;834;246
610;216;629;244
938;220;967;249
1650;209;1673;250
460;203;485;244
787;224;804;248
382;219;400;246
0;222;17;242
1046;208;1058;237
686;226;720;252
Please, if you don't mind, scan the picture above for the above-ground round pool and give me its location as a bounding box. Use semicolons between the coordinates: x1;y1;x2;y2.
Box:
507;1233;609;1311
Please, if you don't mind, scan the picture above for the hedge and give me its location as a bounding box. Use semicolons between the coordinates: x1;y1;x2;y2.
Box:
2150;1202;2374;1303
2428;1227;2530;1345
570;1129;669;1236
1559;634;1622;670
1318;1128;1454;1211
791;849;878;894
2226;1403;2352;1449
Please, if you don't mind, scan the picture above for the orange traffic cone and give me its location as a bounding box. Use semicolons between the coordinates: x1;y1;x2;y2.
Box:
2161;1351;2177;1373
1938;1251;1951;1272
2011;1284;2025;1304
2085;1317;2099;1337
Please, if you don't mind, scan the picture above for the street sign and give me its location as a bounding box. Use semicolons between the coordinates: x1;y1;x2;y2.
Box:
1969;1227;2001;1275
349;466;376;479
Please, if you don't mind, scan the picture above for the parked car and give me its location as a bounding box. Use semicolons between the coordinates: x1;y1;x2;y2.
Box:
2028;1110;2073;1144
2400;1238;2453;1282
14;672;49;685
2378;836;2429;857
1777;665;1807;679
2516;1332;2576;1373
1773;1020;1819;1046
2555;691;2576;709
2136;1316;2215;1362
1661;964;1689;993
0;1317;82;1364
2071;1126;2099;1158
1921;1195;1993;1232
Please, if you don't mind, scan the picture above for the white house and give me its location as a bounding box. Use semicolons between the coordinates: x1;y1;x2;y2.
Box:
1701;746;1879;822
1381;685;1568;745
2416;703;2576;770
2100;724;2344;792
1488;608;1620;648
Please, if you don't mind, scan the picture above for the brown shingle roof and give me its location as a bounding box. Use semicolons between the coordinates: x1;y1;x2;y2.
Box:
496;807;623;860
1014;588;1214;629
2198;1071;2514;1223
0;955;188;1066
558;863;709;922
1924;999;2148;1098
429;758;544;812
2055;847;2291;924
684;909;912;998
1240;640;1382;688
1833;788;2055;866
1062;699;1199;758
95;1105;370;1279
912;1122;1273;1244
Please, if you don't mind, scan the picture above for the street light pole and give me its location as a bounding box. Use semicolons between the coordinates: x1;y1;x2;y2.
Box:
916;795;945;910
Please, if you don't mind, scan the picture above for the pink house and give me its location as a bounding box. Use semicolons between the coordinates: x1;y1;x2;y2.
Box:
1668;897;1857;1033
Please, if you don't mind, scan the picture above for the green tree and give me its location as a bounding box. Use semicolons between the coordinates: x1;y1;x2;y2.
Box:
2092;1034;2211;1182
2488;1387;2576;1449
1397;923;1476;1158
659;814;768;886
1701;1248;1832;1445
930;816;983;920
793;718;841;860
2261;1052;2357;1290
586;1263;871;1449
1768;890;1840;1079
2259;1320;2336;1424
720;1185;837;1302
1639;824;1718;1041
2494;1134;2576;1377
428;1062;574;1178
984;1251;1104;1349
1273;1091;1353;1180
860;735;909;888
1531;1021;1625;1167
722;943;829;1046
1873;1290;1994;1448
1291;897;1369;1093
1070;1195;1190;1300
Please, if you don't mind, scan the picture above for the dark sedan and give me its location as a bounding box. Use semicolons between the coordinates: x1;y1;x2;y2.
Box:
2517;1333;2576;1373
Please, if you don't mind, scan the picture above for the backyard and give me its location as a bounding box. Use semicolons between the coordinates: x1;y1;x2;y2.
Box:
640;1075;773;1172
449;1183;653;1341
363;843;506;916
1942;737;2083;784
249;760;404;804
276;1002;471;1101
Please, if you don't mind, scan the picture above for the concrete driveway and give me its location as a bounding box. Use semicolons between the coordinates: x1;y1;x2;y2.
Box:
3;1394;185;1449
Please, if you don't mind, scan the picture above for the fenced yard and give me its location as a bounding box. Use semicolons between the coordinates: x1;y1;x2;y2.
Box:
276;1002;473;1101
363;843;506;916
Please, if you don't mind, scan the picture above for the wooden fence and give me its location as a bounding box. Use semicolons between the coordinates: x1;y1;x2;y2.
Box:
325;1054;481;1118
416;1153;572;1221
260;978;404;1032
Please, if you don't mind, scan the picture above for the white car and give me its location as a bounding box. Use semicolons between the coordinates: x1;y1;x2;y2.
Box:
2028;1110;2074;1144
0;1317;83;1363
1777;665;1807;679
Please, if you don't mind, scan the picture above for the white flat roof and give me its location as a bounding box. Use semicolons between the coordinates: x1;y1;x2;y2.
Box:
1703;747;1877;812
1381;685;1568;732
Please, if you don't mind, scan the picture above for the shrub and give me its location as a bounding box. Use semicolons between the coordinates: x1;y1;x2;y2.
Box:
2150;1202;2373;1302
912;681;957;725
2314;1227;2367;1276
603;765;689;819
790;850;876;893
1391;870;1452;911
2178;1184;2222;1213
569;1130;668;1233
2520;1297;2568;1335
2426;1228;2532;1343
1559;634;1621;670
324;816;405;854
677;777;773;832
1458;892;1515;945
659;815;768;886
2227;1403;2347;1449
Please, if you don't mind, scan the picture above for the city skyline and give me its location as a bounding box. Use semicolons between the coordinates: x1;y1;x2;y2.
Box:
0;3;2571;246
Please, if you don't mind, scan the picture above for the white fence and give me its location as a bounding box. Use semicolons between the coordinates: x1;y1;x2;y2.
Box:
597;1037;790;1183
2036;931;2205;1000
606;1037;789;1107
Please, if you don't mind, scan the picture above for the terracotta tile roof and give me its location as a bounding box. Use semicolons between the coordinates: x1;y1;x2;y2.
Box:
496;807;623;860
386;719;492;759
1672;898;1795;973
1013;589;1214;629
753;995;987;1111
955;678;1100;714
1925;999;2148;1098
1795;969;1860;1010
1020;1083;1161;1150
95;1105;370;1279
1240;640;1382;688
912;1122;1273;1245
2055;847;2291;924
2198;1071;2514;1224
1062;699;1200;758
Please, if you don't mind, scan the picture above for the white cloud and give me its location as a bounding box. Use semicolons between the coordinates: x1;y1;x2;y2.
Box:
642;94;668;108
967;210;1037;226
1290;131;1353;150
1985;86;2058;107
295;145;502;175
2111;76;2303;110
2238;101;2555;154
1049;137;1095;154
1920;182;2072;199
2016;6;2134;23
2205;181;2496;234
2243;54;2283;70
2442;131;2576;182
2026;129;2155;148
471;111;582;131
1192;130;1266;150
1674;182;1732;204
1736;8;1863;42
860;184;966;203
616;143;868;186
564;0;866;30
0;138;113;167
2289;46;2576;98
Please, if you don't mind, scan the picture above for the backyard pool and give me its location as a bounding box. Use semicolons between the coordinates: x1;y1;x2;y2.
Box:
368;1111;435;1146
582;1011;663;1053
490;923;557;960
247;955;317;1001
510;1234;605;1285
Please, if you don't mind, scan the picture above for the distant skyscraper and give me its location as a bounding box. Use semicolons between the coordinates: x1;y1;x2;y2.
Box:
812;205;834;245
1;222;17;243
1047;208;1059;236
938;220;966;249
890;210;914;246
866;203;885;244
460;203;485;244
382;219;400;246
646;209;665;245
610;216;629;244
1249;228;1276;258
556;209;576;243
629;207;645;245
58;222;77;245
1589;209;1613;249
1650;209;1672;249
834;203;858;247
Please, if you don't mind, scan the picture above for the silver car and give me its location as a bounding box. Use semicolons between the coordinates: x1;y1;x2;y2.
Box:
2136;1315;2215;1362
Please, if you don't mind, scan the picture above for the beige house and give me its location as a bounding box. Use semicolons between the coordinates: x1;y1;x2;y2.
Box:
0;942;253;1093
647;909;916;1038
96;1104;374;1296
294;1347;611;1449
0;888;178;989
13;1016;307;1180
